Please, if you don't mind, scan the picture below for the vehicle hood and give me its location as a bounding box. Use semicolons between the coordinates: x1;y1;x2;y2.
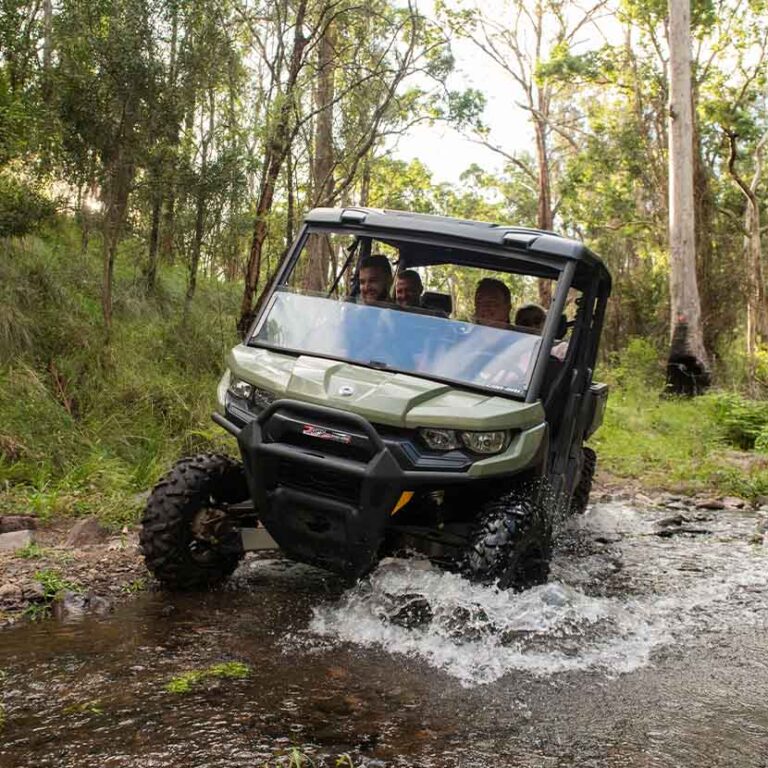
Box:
226;345;544;431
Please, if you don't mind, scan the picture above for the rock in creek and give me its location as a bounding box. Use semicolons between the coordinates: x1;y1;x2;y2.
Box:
52;591;113;620
65;517;110;547
0;516;38;533
0;529;35;551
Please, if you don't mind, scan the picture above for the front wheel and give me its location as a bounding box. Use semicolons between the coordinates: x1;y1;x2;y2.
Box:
462;492;551;590
140;453;249;590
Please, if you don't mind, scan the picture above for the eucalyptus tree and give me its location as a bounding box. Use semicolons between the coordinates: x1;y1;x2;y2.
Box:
55;0;163;335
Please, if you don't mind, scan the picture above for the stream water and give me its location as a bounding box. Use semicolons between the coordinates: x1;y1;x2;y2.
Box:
1;501;767;767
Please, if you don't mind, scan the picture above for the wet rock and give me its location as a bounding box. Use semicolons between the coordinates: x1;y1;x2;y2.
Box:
52;591;113;620
65;517;110;547
633;493;655;506
722;496;747;510
0;529;35;551
384;593;433;629
696;498;726;510
663;501;689;511
21;581;45;601
0;581;23;604
0;515;37;533
657;514;687;527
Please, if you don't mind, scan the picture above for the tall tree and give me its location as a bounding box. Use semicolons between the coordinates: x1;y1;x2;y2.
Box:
666;0;709;393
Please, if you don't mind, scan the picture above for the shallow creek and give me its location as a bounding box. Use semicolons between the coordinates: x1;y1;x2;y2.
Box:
2;501;767;767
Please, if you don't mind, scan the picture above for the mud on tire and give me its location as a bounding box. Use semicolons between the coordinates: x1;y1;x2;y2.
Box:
140;453;249;590
570;446;597;515
462;492;551;590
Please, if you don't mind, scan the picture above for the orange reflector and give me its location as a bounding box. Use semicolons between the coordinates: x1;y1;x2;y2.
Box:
391;491;414;516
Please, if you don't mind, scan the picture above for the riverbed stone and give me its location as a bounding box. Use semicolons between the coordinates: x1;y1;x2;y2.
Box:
52;591;113;620
65;517;110;547
696;498;726;510
0;515;38;533
721;496;747;509
0;581;22;602
0;529;35;551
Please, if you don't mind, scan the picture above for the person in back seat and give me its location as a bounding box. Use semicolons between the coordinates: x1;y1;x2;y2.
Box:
474;278;512;328
514;303;546;332
395;269;423;308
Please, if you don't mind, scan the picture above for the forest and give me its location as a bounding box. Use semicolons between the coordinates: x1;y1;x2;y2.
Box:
1;0;768;523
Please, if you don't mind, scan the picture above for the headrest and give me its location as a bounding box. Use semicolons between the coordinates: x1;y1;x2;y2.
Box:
422;291;452;315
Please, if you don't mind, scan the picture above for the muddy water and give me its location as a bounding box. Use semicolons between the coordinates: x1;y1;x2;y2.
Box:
2;501;768;767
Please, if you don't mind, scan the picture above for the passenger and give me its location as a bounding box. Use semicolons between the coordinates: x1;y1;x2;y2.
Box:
514;303;546;332
474;278;511;328
358;254;393;305
395;269;423;308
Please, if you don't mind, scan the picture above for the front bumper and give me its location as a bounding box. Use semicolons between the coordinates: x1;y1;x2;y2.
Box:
229;399;474;578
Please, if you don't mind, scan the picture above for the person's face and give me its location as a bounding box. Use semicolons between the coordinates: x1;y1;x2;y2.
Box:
359;267;390;304
395;276;421;307
474;287;510;327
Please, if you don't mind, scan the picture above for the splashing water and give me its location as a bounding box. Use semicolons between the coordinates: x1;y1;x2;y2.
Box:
308;501;768;686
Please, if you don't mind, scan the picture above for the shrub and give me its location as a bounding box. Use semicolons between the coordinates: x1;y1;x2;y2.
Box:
709;393;768;450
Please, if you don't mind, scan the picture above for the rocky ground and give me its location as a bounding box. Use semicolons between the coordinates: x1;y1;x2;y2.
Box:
1;473;766;630
0;515;146;628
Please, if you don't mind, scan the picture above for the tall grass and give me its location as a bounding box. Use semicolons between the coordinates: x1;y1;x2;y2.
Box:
0;222;239;527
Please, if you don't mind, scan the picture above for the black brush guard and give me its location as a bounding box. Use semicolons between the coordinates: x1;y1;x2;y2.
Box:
237;400;405;578
233;399;479;578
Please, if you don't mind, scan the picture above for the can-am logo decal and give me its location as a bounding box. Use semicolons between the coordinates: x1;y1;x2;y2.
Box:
302;424;353;444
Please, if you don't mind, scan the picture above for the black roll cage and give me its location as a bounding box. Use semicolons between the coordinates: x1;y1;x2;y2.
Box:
248;222;610;406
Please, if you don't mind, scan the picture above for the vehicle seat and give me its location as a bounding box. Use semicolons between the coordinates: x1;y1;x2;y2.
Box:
422;291;452;316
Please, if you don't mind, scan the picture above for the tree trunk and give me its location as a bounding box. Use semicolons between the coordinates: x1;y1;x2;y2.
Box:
665;0;709;395
238;0;309;334
726;130;768;368
306;15;336;293
186;91;214;312
101;155;133;338
145;190;162;291
533;112;553;308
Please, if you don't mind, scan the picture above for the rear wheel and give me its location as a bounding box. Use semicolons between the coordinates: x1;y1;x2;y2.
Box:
140;454;249;590
571;446;597;515
462;492;551;590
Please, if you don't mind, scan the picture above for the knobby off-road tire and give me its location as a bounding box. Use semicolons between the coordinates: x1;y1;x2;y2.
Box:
140;454;249;590
462;492;551;591
570;446;597;515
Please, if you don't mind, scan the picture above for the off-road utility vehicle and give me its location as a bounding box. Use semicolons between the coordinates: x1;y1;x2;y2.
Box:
140;208;611;591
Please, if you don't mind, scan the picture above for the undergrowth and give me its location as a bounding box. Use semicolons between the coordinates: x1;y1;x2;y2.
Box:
595;338;768;499
0;221;239;528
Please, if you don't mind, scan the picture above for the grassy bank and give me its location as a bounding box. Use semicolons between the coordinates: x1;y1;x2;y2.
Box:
0;223;239;527
1;226;767;529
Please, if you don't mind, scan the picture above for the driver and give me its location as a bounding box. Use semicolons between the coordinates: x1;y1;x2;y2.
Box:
474;278;511;328
358;254;393;305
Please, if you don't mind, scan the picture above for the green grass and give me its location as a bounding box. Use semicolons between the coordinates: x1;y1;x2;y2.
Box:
593;386;768;500
165;661;251;693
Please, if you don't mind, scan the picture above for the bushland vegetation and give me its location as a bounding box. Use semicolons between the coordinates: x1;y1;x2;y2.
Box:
1;0;767;520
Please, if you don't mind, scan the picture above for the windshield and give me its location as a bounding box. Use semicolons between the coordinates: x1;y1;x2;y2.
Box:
253;290;542;396
248;229;567;397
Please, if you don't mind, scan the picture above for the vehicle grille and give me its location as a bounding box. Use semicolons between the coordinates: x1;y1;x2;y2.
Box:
276;459;361;505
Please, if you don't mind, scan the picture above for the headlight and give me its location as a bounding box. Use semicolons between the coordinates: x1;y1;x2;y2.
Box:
459;430;510;455
418;428;510;455
228;377;253;400
419;428;461;451
227;378;276;411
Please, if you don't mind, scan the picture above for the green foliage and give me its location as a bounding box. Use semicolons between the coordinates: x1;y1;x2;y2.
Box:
165;662;251;694
0;225;237;528
0;173;56;238
594;386;768;500
710;393;768;450
15;542;46;559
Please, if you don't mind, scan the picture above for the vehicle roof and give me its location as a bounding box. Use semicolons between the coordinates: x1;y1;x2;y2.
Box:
304;207;611;293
